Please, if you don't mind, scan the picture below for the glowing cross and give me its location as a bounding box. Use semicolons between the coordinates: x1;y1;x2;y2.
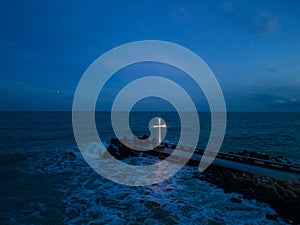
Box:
153;117;167;144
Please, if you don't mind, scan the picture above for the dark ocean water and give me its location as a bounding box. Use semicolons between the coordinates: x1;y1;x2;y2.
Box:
1;111;299;224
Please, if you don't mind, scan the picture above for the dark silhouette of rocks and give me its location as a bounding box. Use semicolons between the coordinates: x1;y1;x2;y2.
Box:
230;197;242;204
265;213;278;221
198;167;300;224
233;150;293;165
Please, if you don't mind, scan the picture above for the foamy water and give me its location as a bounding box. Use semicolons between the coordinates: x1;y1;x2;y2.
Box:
1;111;299;224
1;144;287;224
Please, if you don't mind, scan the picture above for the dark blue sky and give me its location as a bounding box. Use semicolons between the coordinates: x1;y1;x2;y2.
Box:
0;0;299;111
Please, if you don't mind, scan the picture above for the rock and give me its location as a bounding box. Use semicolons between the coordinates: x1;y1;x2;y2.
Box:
140;134;149;140
239;178;254;188
145;200;160;209
259;183;278;196
230;197;242;204
265;213;278;221
67;152;77;160
282;189;298;199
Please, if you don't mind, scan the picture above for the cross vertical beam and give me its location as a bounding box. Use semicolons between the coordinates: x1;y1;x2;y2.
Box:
153;117;167;145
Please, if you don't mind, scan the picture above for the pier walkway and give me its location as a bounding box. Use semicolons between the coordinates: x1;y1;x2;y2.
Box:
149;143;300;182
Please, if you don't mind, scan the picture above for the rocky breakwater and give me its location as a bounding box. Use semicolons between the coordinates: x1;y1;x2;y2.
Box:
194;167;300;224
106;138;300;224
106;138;147;160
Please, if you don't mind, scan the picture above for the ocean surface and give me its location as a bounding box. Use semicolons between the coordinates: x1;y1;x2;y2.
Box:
1;111;299;224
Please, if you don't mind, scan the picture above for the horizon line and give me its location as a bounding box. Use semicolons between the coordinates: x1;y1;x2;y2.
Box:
0;110;299;113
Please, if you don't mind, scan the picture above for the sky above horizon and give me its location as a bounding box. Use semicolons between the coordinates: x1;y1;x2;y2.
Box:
0;0;300;111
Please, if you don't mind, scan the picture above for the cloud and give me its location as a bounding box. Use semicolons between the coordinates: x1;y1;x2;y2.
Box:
221;2;282;36
272;99;300;108
246;77;300;111
271;99;300;109
285;29;300;38
170;5;191;22
265;68;275;73
222;1;234;13
274;99;285;104
252;93;274;102
252;93;300;110
254;12;281;35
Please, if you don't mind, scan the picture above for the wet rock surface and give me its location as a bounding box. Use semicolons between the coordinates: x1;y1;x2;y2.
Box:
265;213;278;221
196;167;300;224
229;197;242;204
107;138;147;160
232;150;295;165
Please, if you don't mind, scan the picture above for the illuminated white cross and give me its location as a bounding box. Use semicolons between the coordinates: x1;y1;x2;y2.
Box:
153;117;167;144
